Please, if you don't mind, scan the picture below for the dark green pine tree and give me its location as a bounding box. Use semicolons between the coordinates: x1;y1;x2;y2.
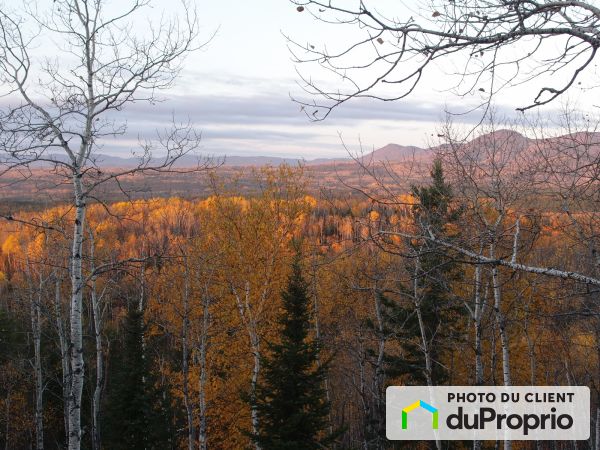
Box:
252;257;334;450
366;160;461;382
102;307;174;450
363;160;463;447
408;157;463;385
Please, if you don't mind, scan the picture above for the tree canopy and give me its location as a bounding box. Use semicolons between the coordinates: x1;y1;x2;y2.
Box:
290;0;600;118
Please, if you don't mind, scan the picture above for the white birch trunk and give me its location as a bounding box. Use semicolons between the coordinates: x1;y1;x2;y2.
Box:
413;258;441;450
473;265;484;450
473;264;485;386
54;276;71;441
91;284;103;450
68;185;86;450
415;303;434;387
373;288;386;450
88;233;104;450
181;256;196;450
29;266;44;450
67;11;99;446
250;331;261;450
491;267;511;387
413;260;434;388
491;245;511;450
372;288;386;394
198;289;210;450
232;281;261;450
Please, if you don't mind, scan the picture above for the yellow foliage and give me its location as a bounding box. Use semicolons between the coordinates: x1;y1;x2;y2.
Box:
27;234;46;259
2;234;21;256
304;195;317;208
398;193;417;205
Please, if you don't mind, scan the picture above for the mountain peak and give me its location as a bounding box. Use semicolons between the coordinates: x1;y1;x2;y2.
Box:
368;143;426;161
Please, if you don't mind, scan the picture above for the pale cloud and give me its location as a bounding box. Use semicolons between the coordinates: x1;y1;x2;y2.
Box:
100;90;541;158
0;0;572;160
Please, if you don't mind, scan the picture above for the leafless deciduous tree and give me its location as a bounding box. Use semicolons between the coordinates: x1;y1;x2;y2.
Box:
289;0;600;119
0;1;214;449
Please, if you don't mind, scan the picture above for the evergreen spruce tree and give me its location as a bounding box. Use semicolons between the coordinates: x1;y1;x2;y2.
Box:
362;160;463;446
409;158;463;385
102;307;174;450
253;257;333;450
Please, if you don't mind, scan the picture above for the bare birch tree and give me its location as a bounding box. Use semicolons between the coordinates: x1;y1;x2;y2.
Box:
87;228;109;450
289;0;600;118
0;2;213;449
24;257;46;450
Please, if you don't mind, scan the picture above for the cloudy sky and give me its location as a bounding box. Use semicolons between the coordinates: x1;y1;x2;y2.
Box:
5;0;596;159
117;0;463;159
106;0;526;159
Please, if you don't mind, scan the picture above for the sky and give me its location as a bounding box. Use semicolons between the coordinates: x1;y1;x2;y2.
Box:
3;0;597;159
121;0;463;159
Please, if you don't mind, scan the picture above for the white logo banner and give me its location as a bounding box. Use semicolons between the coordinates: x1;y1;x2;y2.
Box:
386;386;590;441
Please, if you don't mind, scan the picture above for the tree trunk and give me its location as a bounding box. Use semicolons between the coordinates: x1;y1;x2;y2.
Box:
491;265;511;387
232;281;262;450
54;276;71;441
357;336;369;450
89;231;104;450
198;289;210;450
372;288;386;450
413;259;440;450
250;331;261;450
473;265;484;386
413;261;434;388
68;185;86;450
181;255;196;450
90;281;103;450
473;265;485;450
491;244;511;450
30;267;44;450
91;291;103;450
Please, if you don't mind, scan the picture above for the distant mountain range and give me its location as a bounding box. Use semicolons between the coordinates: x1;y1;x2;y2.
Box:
15;130;600;169
30;141;431;168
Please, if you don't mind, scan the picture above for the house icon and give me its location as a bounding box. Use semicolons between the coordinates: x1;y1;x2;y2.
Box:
402;400;438;429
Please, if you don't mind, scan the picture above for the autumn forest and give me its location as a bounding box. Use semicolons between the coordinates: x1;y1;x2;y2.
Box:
2;123;600;449
2;0;600;449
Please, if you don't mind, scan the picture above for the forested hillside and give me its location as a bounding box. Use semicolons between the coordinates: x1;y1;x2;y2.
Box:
2;0;600;448
2;125;599;449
